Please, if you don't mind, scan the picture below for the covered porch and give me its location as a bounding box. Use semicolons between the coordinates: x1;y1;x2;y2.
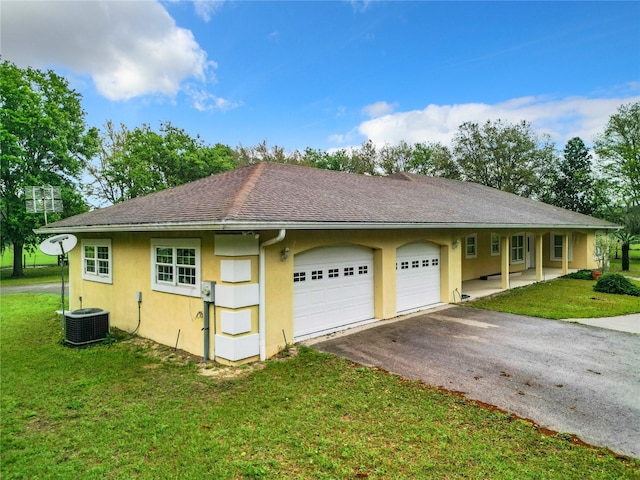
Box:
460;268;575;301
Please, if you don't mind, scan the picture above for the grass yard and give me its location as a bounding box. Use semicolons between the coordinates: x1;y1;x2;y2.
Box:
1;294;639;479
1;245;58;269
467;277;640;319
0;265;67;286
608;244;640;278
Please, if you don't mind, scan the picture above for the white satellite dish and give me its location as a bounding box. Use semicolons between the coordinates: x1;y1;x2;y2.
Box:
40;234;77;256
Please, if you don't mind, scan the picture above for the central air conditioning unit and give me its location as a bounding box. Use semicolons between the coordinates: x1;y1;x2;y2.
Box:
64;308;110;346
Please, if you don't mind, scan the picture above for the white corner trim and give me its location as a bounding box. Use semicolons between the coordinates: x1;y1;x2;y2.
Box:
220;309;252;335
221;259;252;283
215;234;259;256
215;283;259;308
214;333;259;361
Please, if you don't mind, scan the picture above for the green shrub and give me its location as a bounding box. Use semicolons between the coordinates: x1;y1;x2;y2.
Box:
563;269;595;280
593;273;640;296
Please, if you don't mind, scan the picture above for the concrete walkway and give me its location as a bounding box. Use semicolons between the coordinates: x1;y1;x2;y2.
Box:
462;269;639;335
560;313;640;334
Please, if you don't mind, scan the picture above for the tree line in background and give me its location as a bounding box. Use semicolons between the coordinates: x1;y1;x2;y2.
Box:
2;60;639;276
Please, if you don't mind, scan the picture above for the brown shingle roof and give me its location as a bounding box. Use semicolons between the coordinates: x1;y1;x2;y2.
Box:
39;162;617;232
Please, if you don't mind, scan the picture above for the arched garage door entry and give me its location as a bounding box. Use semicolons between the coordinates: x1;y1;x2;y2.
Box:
396;242;441;313
293;245;374;340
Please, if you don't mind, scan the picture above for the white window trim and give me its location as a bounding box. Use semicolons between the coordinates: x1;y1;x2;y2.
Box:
511;234;525;264
81;239;112;284
465;234;477;259
490;234;501;256
551;233;573;262
151;238;201;297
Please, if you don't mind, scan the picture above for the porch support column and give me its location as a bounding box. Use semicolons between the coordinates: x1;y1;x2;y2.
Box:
562;234;569;274
501;236;510;289
374;247;396;319
535;235;543;281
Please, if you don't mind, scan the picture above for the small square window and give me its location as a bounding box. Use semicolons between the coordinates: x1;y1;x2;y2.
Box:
412;260;419;268
294;272;306;282
432;259;439;266
328;268;339;278
422;259;429;267
401;261;409;270
344;267;354;276
358;265;368;275
312;270;323;280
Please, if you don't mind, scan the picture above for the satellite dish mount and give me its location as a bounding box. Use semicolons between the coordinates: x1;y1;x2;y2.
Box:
40;234;78;316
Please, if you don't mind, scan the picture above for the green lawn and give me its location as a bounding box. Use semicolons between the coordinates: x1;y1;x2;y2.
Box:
1;266;67;286
2;294;638;479
608;244;640;278
1;245;58;269
467;277;640;319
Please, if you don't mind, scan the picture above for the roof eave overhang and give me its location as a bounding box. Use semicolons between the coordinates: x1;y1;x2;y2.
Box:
35;220;621;235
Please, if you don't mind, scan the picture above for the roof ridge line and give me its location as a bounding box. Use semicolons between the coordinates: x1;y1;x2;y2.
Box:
226;162;266;218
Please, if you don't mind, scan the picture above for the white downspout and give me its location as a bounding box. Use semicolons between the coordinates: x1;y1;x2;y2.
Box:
259;229;286;360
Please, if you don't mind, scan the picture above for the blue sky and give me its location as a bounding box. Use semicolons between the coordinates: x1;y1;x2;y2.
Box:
2;1;639;152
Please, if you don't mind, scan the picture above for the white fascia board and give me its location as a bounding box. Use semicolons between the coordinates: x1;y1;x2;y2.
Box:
34;222;619;235
34;220;620;235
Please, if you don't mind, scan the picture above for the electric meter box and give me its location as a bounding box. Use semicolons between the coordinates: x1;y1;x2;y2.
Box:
201;281;216;302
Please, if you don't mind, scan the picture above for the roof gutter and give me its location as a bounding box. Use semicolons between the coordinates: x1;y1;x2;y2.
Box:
258;229;286;361
34;220;621;235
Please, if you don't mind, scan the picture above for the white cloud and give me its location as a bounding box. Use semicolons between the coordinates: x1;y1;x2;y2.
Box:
267;31;280;42
193;0;225;22
361;101;397;118
1;0;214;101
349;95;640;148
186;86;242;112
350;0;372;13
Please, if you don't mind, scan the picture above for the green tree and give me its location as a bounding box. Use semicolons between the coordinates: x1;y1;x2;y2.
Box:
0;60;98;277
408;142;460;179
87;121;236;205
452;119;557;198
301;147;350;171
544;137;597;214
594;102;640;271
235;140;302;166
348;140;378;175
379;141;415;174
594;102;640;208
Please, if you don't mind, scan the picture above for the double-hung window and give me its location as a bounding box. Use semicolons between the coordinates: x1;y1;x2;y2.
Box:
465;234;477;259
551;233;573;262
511;234;524;264
151;239;200;296
491;234;501;256
82;239;112;283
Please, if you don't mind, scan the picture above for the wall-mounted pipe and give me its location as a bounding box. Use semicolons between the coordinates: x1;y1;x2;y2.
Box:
203;301;210;362
259;229;286;361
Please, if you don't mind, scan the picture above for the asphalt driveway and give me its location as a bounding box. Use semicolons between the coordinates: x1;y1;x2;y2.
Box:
311;306;640;458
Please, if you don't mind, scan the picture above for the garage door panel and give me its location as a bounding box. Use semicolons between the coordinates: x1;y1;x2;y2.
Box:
294;245;374;339
396;243;441;313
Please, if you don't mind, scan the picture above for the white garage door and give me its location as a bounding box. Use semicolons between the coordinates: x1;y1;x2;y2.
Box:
396;242;441;313
294;245;374;340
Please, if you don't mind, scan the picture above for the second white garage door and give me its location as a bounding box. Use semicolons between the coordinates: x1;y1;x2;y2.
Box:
396;242;441;313
293;245;374;340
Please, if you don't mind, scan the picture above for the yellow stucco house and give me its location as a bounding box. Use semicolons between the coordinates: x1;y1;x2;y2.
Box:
38;162;616;364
